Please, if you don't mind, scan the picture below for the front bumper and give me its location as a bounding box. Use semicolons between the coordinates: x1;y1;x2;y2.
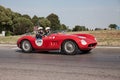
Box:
77;39;97;50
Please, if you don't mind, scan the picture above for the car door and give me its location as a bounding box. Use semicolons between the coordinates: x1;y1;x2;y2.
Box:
36;34;56;50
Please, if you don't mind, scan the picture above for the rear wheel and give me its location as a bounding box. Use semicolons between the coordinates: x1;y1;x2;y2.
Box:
21;40;32;53
61;40;78;55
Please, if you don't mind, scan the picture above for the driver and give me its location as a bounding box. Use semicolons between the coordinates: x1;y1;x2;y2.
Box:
36;27;45;39
45;27;51;36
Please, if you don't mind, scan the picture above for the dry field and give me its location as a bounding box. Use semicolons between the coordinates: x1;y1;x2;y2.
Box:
0;36;21;44
0;30;120;46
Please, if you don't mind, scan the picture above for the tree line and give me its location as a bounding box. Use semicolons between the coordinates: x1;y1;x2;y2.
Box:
0;5;71;36
0;5;118;36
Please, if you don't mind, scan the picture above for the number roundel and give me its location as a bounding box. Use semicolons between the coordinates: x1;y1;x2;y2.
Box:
35;39;43;46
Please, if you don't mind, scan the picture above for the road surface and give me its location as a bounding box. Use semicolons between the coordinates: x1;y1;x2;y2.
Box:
0;45;120;80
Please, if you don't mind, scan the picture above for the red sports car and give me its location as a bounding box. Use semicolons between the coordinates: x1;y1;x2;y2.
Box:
17;32;97;55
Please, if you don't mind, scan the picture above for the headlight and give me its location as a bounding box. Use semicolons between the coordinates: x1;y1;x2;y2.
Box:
81;39;87;45
94;38;97;41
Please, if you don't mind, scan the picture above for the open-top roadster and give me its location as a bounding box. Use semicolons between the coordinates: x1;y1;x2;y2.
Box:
17;32;97;55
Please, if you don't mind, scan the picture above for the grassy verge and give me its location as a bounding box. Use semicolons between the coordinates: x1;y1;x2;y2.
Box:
0;30;120;46
0;36;21;44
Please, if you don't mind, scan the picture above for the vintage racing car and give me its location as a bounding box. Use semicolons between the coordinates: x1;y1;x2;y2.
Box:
17;32;97;55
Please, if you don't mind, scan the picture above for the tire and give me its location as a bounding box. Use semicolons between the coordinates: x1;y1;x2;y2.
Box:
21;40;33;53
61;40;78;55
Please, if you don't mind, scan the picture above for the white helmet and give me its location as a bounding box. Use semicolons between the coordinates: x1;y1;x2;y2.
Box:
45;27;50;30
38;27;43;30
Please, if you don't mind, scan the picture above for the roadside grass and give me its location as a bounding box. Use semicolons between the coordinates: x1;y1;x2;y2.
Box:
0;36;21;44
0;30;120;46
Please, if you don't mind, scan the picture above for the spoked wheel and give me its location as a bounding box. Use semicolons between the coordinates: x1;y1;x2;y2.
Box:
61;40;78;55
21;40;32;53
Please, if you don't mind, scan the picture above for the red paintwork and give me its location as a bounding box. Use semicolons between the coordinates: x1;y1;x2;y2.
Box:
17;33;97;51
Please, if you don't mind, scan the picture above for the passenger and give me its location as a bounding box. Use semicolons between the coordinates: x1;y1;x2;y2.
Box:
36;27;45;39
45;27;51;36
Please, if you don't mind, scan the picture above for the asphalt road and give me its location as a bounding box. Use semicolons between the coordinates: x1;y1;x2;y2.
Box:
0;46;120;80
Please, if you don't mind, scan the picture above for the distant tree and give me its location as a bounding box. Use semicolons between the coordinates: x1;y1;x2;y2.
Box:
67;29;72;32
47;13;61;30
0;5;5;12
0;5;5;32
73;25;88;31
0;6;13;32
13;17;33;35
14;12;22;18
95;28;102;30
39;18;51;29
60;24;68;30
108;24;117;29
0;5;34;35
32;15;39;26
104;28;107;30
86;28;89;31
22;14;31;20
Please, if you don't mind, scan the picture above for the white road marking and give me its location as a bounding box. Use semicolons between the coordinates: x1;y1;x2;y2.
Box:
0;44;16;47
11;47;19;50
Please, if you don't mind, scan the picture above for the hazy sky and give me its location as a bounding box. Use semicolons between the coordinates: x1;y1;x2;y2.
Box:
0;0;120;29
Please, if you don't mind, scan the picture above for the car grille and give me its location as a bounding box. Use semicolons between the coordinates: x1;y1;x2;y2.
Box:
88;43;97;48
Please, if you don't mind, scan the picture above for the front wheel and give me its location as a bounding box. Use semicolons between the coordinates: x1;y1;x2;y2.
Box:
61;40;78;55
21;40;33;53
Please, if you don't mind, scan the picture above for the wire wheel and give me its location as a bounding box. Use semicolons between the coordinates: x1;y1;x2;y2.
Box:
21;40;32;53
61;40;78;55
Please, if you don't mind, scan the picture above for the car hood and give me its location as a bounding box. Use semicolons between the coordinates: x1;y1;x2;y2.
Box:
51;33;95;39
